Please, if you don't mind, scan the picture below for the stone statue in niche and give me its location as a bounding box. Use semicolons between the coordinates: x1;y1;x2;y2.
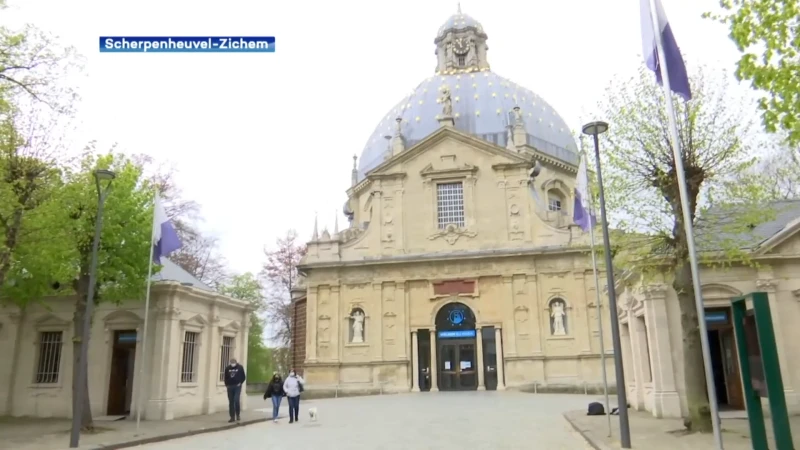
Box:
550;300;567;336
350;309;365;343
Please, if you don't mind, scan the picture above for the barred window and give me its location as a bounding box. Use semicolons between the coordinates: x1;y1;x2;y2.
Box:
35;331;63;384
180;331;200;383
219;336;235;382
436;182;465;229
548;198;562;212
457;55;466;66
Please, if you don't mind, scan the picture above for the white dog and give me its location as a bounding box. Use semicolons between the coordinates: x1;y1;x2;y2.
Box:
308;407;318;422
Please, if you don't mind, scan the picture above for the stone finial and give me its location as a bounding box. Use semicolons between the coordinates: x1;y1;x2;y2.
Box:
321;227;331;240
312;213;319;241
512;106;526;150
351;154;358;186
457;2;462;14
392;117;406;155
506;126;515;151
334;210;339;235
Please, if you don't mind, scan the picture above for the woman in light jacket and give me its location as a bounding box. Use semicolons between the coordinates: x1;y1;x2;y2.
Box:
282;369;305;424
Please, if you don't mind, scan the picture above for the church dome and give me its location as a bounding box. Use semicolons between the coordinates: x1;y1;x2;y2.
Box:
357;10;579;180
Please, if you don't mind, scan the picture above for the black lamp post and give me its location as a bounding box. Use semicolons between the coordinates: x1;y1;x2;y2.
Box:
69;169;116;448
581;121;631;449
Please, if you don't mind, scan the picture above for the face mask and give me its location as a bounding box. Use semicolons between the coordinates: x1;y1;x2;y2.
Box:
290;372;296;377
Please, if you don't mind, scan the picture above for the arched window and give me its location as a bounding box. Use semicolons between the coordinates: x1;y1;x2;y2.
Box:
435;302;476;332
547;189;565;212
548;298;568;336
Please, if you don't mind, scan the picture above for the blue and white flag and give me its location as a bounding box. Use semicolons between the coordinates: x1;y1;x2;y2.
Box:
573;156;596;232
152;193;182;264
640;0;692;101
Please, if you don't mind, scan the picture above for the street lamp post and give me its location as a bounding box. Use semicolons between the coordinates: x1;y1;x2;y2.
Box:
581;121;632;449
69;169;116;448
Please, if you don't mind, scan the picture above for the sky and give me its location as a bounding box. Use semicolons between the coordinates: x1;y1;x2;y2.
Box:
3;0;753;277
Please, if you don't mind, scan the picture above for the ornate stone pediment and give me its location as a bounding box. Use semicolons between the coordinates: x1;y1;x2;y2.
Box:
428;224;477;245
419;162;479;181
179;313;208;330
220;320;241;334
103;310;143;325
701;283;743;300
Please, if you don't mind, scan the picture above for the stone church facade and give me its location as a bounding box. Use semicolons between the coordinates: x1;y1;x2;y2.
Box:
295;10;614;395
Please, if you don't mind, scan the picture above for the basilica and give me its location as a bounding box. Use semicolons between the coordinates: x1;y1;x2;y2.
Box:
292;9;613;395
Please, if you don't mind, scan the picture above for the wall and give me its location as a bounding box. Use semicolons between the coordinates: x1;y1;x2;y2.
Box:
618;239;800;418
0;282;251;420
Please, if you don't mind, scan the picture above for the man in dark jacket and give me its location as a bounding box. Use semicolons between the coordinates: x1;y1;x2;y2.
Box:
223;358;246;422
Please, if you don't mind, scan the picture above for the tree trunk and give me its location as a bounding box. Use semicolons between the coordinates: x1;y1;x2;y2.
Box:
71;274;94;431
673;255;713;432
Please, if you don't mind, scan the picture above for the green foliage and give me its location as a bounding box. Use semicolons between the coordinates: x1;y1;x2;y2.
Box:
0;13;82;113
220;272;273;383
595;65;774;273
706;0;800;145
58;148;154;302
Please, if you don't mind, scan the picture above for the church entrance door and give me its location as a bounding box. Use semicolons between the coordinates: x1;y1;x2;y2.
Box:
435;302;478;391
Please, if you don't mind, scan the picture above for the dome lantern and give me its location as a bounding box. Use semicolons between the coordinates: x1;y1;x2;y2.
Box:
434;6;490;74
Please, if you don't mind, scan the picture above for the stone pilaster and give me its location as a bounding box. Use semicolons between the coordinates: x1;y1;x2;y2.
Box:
148;301;180;420
306;286;318;363
502;276;517;356
642;284;681;418
574;270;592;354
476;328;485;390
202;303;220;414
756;277;798;410
330;286;340;363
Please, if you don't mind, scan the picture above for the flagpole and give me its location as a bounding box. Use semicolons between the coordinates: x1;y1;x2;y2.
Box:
584;166;612;437
647;1;723;447
135;191;158;430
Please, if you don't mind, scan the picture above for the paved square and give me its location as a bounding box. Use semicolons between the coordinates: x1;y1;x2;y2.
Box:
138;391;596;449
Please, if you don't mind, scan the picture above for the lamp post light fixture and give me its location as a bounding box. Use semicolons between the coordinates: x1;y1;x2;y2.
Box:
581;121;632;449
69;169;116;448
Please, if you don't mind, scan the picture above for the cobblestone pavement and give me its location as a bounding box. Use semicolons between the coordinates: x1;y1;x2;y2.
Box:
136;391;596;450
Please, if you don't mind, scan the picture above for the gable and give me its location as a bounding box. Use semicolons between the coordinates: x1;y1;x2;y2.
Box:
766;232;800;256
755;216;800;257
368;126;530;178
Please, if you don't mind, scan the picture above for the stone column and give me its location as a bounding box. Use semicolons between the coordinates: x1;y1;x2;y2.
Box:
202;304;220;414
495;327;506;390
411;330;420;392
476;328;485;390
430;336;439;392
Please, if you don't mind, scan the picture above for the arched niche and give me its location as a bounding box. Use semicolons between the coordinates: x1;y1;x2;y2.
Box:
547;297;569;336
435;301;477;334
348;307;366;344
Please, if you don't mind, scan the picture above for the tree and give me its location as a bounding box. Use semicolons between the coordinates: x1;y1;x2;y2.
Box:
0;102;70;295
220;272;272;382
596;65;771;432
58;149;153;431
260;229;306;349
131;154;228;289
0;10;82;114
752;143;800;200
707;0;800;145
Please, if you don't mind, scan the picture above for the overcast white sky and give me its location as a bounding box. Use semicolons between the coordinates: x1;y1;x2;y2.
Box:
4;0;752;276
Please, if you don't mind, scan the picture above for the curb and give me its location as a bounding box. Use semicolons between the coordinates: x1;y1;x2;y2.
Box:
563;413;615;450
94;418;269;449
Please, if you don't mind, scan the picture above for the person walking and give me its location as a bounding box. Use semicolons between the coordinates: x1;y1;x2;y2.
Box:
282;369;304;424
223;358;246;423
263;373;285;423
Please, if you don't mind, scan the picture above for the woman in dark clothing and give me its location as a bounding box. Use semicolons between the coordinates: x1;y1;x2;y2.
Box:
263;373;285;423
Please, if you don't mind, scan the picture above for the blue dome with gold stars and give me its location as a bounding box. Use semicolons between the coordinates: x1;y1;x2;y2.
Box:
357;11;579;180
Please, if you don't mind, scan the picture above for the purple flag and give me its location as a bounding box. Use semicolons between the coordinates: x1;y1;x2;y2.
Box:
640;0;692;101
152;194;182;264
573;156;596;232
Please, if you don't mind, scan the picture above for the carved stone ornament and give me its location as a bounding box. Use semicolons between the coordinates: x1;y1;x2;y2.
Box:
428;224;477;245
756;279;777;293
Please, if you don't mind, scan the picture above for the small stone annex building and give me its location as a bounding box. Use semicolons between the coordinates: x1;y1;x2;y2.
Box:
291;9;616;396
617;200;800;418
0;259;252;420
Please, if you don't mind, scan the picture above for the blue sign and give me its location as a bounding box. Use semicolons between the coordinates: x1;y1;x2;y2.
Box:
117;332;137;343
438;330;476;339
448;309;467;326
706;311;728;324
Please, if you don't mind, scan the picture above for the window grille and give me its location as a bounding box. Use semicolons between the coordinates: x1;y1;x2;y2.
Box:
548;198;562;212
181;331;200;383
457;55;466;66
219;336;235;382
35;331;63;384
437;182;465;229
